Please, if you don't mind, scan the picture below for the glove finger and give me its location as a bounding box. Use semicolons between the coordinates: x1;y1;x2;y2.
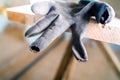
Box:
25;13;59;37
31;1;54;15
70;1;93;61
70;21;89;62
94;2;107;24
72;34;88;62
93;2;115;24
102;5;115;24
30;15;72;52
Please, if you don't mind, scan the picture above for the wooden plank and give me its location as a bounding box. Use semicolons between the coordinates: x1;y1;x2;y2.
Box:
85;19;120;45
6;5;120;45
0;35;25;68
18;39;70;80
0;38;39;80
7;11;26;24
96;41;120;75
65;40;120;80
54;40;74;80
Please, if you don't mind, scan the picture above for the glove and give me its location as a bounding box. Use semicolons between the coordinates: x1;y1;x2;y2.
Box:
70;0;115;61
25;0;77;52
25;0;115;62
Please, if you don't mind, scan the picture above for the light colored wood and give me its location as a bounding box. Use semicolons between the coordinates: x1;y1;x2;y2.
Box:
0;36;39;80
65;40;120;80
0;25;64;80
0;36;38;80
96;41;120;74
7;11;26;24
62;55;75;80
85;19;120;45
0;30;119;80
19;40;70;80
54;40;74;80
0;35;25;68
7;5;120;45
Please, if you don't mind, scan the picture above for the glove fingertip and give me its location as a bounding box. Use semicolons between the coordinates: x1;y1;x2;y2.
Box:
31;1;53;15
30;45;40;53
72;46;88;62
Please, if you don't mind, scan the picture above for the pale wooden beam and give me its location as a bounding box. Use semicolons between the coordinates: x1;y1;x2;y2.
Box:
7;5;120;45
96;41;120;75
54;40;74;80
85;18;120;45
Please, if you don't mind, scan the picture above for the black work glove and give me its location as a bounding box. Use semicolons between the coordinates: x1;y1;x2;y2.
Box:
25;0;115;62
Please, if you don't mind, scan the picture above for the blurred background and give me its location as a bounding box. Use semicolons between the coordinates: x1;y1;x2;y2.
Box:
0;0;120;80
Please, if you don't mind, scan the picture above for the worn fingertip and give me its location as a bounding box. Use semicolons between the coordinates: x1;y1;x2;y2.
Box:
31;1;53;15
72;46;88;62
78;58;88;62
76;53;88;62
30;45;40;53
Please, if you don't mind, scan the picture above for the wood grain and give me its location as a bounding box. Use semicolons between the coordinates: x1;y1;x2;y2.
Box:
85;19;120;45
